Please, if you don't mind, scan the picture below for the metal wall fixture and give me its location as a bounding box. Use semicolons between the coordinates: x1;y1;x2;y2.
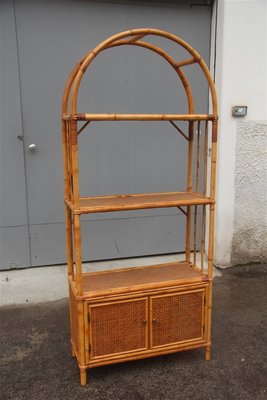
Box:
232;106;248;117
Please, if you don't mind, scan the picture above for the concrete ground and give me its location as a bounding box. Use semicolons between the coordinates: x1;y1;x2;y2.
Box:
0;263;266;400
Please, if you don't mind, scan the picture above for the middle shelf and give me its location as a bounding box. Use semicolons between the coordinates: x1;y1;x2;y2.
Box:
65;191;214;214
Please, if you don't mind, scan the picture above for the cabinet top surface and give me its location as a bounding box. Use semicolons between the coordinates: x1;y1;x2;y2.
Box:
80;262;208;299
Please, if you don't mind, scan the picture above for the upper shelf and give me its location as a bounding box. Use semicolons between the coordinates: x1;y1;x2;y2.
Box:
62;113;217;121
65;191;214;214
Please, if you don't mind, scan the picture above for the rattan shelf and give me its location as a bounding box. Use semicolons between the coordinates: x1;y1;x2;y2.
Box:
77;262;208;299
65;191;214;214
61;28;218;385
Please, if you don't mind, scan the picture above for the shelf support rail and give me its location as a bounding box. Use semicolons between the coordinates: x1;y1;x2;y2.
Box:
177;206;187;216
77;121;91;136
169;121;189;141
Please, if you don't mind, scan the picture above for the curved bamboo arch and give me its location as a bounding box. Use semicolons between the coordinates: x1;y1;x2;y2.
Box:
62;28;217;117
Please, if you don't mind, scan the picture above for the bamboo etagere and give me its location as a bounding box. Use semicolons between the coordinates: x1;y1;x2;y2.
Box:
61;28;218;385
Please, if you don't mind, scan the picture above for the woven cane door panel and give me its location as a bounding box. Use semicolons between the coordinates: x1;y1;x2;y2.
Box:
89;298;148;359
151;290;204;348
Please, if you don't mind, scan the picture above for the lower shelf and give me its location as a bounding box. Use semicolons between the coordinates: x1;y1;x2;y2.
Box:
80;261;208;299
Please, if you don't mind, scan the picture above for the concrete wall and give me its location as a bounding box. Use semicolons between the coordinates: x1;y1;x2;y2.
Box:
214;0;267;267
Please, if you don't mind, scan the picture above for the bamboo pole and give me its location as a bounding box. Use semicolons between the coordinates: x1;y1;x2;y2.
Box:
77;300;86;385
62;57;87;115
186;121;194;262
66;121;74;202
205;283;212;361
201;120;209;272
207;120;217;279
63;113;215;121
62;120;70;199
193;122;201;267
70;120;80;208
65;207;74;279
205;120;218;361
70;120;83;294
73;214;83;296
195;121;201;194
62;119;74;279
174;57;199;69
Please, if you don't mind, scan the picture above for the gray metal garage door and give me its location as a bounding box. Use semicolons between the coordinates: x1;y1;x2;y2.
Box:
0;0;212;268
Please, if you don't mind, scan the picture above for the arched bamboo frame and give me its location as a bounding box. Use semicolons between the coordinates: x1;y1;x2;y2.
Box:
62;28;217;116
62;27;218;295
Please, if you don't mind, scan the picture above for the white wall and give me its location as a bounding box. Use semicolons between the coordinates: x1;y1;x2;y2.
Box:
214;0;267;267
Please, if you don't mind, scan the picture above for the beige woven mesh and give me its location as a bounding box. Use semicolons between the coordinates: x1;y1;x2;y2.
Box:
152;291;203;347
90;299;147;358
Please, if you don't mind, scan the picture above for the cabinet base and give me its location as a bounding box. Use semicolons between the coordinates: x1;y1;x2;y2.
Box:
69;275;212;385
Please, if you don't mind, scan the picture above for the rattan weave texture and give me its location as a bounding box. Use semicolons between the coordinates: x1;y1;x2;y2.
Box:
90;299;147;358
152;290;203;347
82;262;204;296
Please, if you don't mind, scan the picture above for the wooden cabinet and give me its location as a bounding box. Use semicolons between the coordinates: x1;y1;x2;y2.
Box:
62;28;218;385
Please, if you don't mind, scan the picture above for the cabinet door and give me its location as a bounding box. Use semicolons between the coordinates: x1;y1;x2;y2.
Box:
151;289;205;348
89;298;148;359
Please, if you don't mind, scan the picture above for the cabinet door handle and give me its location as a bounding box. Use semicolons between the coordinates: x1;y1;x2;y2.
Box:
152;318;157;324
142;319;147;324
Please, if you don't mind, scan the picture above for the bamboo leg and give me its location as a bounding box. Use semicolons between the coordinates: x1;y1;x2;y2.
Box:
77;300;86;385
71;342;76;358
205;282;213;361
72;214;86;384
68;285;76;358
65;205;75;358
80;368;87;386
205;346;211;361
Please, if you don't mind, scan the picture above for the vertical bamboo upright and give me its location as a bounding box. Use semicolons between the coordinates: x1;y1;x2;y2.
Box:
61;28;218;385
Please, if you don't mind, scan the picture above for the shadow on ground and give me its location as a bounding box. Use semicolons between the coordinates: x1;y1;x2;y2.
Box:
1;264;266;400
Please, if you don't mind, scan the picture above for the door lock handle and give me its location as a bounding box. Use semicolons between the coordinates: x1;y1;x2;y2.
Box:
28;144;37;152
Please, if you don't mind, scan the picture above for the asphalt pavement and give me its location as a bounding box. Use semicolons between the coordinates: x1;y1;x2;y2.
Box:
1;263;266;400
